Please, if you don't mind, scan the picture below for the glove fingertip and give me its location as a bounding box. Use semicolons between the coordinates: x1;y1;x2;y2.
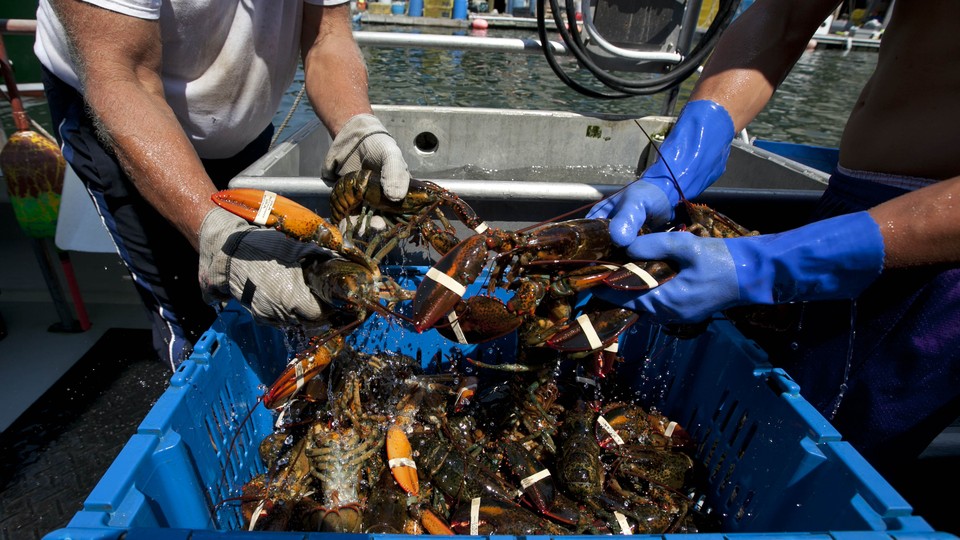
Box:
302;301;326;323
384;177;410;201
626;233;671;260
381;163;410;201
587;201;610;220
608;215;641;247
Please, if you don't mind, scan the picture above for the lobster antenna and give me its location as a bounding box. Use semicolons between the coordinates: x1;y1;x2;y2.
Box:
635;120;687;204
516;120;681;228
515;200;599;233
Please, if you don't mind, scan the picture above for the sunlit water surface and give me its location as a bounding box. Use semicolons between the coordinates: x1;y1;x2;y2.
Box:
1;26;877;151
276;25;879;148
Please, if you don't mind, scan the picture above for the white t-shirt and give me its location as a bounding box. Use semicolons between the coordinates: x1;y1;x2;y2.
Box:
35;0;348;159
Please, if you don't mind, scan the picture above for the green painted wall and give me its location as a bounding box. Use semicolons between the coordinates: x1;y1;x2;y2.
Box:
2;1;42;84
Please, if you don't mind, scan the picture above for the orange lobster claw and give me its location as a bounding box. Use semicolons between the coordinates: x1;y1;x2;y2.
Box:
386;425;419;496
419;508;455;535
262;334;344;410
212;188;344;249
213;188;384;274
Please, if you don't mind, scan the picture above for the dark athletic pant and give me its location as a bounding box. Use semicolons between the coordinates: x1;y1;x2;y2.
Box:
744;169;960;479
42;67;274;369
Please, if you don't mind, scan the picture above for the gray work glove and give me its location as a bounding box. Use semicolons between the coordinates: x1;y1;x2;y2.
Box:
322;113;410;201
198;207;329;326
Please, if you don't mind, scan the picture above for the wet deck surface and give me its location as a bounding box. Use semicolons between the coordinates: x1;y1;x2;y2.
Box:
0;328;169;540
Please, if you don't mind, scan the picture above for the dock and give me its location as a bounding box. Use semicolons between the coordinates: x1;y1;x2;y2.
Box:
810;33;882;51
357;12;883;51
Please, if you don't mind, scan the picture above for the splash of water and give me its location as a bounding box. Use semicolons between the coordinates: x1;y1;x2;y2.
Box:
825;300;857;420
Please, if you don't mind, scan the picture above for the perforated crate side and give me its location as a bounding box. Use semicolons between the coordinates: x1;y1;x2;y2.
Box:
44;273;954;539
165;309;288;530
619;319;934;534
58;308;281;534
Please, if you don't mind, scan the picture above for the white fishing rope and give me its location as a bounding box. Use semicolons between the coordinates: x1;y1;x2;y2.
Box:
270;82;307;149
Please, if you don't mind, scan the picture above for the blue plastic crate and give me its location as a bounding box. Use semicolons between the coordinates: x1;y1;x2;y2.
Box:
45;269;952;539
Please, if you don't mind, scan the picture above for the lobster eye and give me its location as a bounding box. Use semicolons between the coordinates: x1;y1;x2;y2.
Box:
414;131;439;155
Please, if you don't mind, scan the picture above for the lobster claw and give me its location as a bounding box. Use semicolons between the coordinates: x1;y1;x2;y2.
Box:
263;334;344;409
213;188;381;273
602;260;678;291
435;296;524;345
213;188;343;247
386;425;419;496
418;508;455;535
545;308;639;353
502;441;558;516
448;498;567;535
412;234;490;332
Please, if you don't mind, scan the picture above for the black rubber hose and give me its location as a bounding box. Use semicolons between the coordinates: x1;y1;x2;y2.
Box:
539;0;740;97
559;0;738;92
536;0;627;98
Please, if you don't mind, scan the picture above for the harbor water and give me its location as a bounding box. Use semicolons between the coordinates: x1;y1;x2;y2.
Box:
2;26;878;151
275;25;880;149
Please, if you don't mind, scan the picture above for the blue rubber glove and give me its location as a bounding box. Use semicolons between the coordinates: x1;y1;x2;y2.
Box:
594;212;886;323
588;100;735;246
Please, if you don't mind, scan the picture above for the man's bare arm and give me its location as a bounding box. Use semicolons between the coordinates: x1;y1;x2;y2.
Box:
692;0;841;131
53;0;217;249
869;178;960;268
301;3;373;137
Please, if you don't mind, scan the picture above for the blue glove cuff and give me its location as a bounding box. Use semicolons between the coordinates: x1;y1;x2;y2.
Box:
645;100;736;210
725;211;885;304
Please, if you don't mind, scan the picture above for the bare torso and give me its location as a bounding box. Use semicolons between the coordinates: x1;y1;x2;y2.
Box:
839;0;960;180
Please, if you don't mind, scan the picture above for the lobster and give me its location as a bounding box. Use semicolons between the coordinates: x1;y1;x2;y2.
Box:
330;169;488;262
211;187;414;312
211;186;422;407
403;220;652;378
411;219;666;334
408;116;762;356
552;401;700;534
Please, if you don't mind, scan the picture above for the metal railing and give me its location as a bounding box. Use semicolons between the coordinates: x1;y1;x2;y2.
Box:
0;18;693;63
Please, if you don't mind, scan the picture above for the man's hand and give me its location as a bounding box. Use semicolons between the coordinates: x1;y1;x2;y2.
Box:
587;180;674;247
595;212;885;323
323;114;410;201
588;100;735;247
198;207;330;326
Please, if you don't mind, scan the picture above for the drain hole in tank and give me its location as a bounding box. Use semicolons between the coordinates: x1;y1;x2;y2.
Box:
414;131;439;154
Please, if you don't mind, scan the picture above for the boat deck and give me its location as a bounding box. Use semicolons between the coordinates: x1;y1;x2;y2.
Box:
0;197;169;539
